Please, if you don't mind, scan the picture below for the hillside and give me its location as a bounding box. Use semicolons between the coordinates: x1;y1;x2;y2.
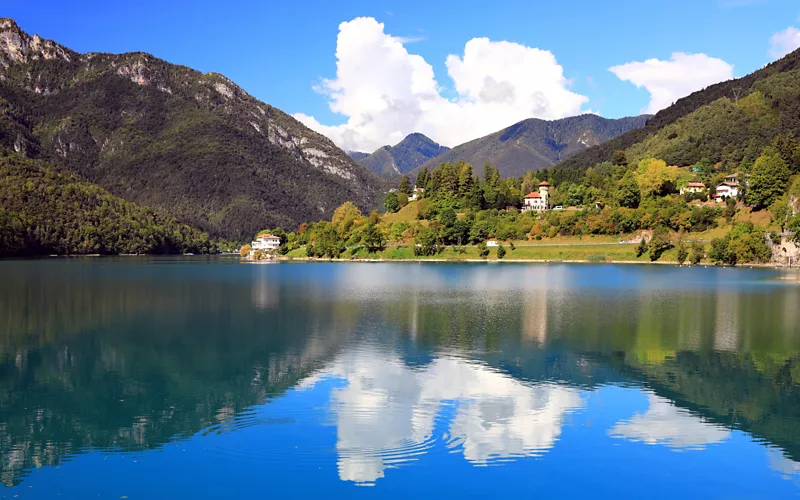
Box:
413;114;649;179
0;18;382;240
551;47;800;179
357;133;449;179
0;152;216;256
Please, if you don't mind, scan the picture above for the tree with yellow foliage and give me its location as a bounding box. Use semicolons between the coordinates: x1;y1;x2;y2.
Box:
331;202;363;234
636;158;680;198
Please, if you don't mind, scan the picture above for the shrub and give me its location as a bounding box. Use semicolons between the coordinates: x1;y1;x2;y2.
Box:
497;243;506;259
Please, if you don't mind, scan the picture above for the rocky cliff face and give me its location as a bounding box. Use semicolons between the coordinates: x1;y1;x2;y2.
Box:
0;18;381;239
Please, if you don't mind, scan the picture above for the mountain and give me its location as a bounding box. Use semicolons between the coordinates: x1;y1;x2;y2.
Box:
0;18;381;240
551;48;800;179
357;133;449;179
411;114;649;179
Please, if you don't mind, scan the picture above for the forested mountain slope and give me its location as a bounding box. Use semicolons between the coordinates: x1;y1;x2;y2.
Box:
0;18;381;240
551;47;800;179
0;152;216;256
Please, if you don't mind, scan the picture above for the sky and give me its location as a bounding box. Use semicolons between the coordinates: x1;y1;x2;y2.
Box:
5;0;800;152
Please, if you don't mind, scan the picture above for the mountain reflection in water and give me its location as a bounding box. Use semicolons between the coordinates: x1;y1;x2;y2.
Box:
0;259;798;496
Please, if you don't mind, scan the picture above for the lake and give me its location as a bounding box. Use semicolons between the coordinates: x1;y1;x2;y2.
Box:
1;259;799;498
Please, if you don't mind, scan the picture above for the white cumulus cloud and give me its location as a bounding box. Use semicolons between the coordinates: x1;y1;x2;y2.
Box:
769;26;800;60
294;17;589;153
609;53;734;114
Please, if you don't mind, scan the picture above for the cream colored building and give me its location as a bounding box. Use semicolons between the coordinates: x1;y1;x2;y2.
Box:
522;182;550;212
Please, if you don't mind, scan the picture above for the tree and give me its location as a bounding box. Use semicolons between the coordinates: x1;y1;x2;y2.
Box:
384;191;399;213
362;223;386;253
612;150;628;166
746;150;791;209
676;241;688;265
478;241;489;258
332;202;362;233
239;244;251;257
414;227;440;256
723;196;738;223
497;243;506;259
458;163;475;197
636;238;647;258
307;222;344;259
636;158;679;198
648;226;673;261
398;175;412;196
616;171;641;208
416;167;430;190
690;241;704;265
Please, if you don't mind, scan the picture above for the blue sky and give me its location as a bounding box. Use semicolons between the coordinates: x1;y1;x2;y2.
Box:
6;0;800;151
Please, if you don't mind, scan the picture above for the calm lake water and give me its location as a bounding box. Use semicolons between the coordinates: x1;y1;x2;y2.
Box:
1;259;799;498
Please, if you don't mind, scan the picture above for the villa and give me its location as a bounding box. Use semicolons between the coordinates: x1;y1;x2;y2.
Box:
251;233;281;252
680;181;706;195
715;182;739;201
522;182;551;212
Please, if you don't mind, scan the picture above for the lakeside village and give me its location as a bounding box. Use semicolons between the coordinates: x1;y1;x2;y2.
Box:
240;151;800;267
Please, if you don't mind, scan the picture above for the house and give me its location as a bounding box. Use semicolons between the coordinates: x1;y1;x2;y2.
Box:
251;233;281;252
522;182;550;212
724;173;740;185
409;186;425;202
715;182;739;201
486;240;499;247
680;181;706;195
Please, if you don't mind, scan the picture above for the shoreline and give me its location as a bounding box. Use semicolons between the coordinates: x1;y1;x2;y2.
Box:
276;256;792;268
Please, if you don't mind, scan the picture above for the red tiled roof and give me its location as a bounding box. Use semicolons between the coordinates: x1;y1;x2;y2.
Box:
257;234;280;239
524;192;542;199
538;181;550;186
686;182;705;187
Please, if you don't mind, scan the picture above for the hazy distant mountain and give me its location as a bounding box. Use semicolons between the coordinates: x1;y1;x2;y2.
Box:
357;133;449;179
0;18;381;240
414;114;650;179
346;151;370;161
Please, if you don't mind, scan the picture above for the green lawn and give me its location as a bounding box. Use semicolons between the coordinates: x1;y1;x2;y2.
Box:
284;242;710;264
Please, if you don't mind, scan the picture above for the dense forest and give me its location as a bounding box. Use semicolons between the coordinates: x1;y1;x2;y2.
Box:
0;152;218;256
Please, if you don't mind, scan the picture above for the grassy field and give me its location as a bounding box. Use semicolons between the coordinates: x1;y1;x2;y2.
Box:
286;242;702;264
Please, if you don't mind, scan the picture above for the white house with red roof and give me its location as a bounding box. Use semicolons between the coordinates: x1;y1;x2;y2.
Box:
251;233;281;252
522;182;550;212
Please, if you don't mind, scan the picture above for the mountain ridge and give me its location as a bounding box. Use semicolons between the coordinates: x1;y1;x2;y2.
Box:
412;114;649;179
355;132;449;178
0;17;382;240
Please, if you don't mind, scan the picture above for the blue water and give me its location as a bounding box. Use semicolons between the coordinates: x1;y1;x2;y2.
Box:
1;260;799;498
